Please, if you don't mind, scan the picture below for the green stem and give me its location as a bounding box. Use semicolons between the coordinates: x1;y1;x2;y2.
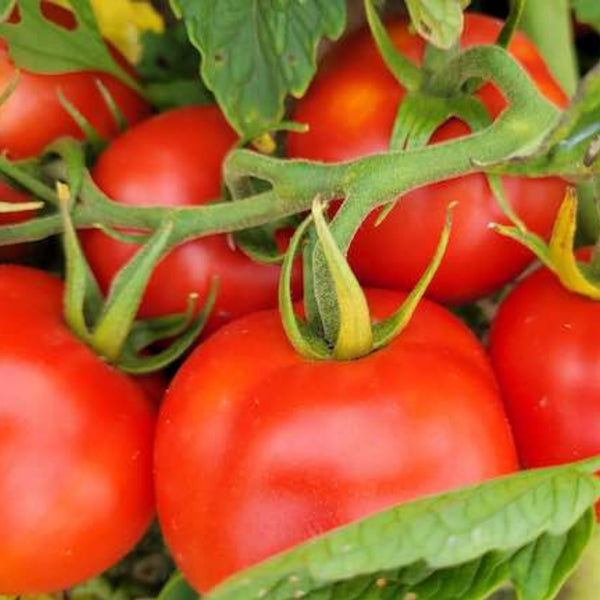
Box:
497;0;526;49
0;46;560;266
0;174;310;246
304;45;559;337
520;0;578;96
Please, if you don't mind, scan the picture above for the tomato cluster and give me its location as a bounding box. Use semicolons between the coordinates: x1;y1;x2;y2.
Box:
287;13;568;303
0;4;597;599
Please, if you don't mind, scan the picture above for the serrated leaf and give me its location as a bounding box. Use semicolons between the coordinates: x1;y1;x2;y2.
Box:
54;0;164;63
176;0;346;138
137;23;213;110
205;459;600;600
138;22;202;81
573;0;600;34
144;79;213;110
405;0;464;49
0;0;138;91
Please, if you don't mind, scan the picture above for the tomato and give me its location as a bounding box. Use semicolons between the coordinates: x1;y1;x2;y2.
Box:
0;266;155;594
489;250;600;472
0;2;150;159
155;289;518;592
136;371;168;406
0;179;37;261
287;13;567;303
82;105;300;334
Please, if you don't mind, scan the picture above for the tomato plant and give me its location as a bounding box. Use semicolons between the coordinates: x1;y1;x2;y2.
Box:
0;1;150;261
82;105;298;334
0;2;150;160
489;249;600;471
155;289;518;592
0;1;599;599
287;13;568;303
0;265;155;594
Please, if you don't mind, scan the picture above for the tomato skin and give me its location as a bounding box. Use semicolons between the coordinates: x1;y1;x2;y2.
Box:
155;289;518;592
0;2;150;160
287;14;567;303
0;266;155;594
489;250;600;469
82;105;300;334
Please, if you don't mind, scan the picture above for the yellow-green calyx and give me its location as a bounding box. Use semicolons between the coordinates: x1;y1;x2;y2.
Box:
493;188;600;300
279;199;455;362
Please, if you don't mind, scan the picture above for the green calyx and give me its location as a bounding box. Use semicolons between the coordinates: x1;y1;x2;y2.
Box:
279;199;455;362
493;188;600;300
58;181;216;373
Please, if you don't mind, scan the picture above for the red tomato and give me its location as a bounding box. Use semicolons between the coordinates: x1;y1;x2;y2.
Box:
82;105;300;334
136;371;168;406
0;179;37;261
489;250;600;471
0;2;150;159
155;289;518;592
287;14;567;303
0;266;155;594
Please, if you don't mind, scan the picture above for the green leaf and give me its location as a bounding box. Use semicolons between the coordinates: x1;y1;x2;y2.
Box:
206;458;600;600
573;0;600;34
144;79;213;111
0;0;139;91
405;0;464;49
561;527;600;600
157;572;199;600
138;23;213;110
138;22;204;82
68;575;117;600
176;0;346;138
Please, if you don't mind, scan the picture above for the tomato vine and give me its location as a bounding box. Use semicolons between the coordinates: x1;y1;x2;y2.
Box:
2;1;600;599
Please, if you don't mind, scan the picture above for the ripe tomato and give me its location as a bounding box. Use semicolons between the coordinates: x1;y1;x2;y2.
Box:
0;2;150;159
155;289;518;592
489;250;600;471
82;105;299;334
287;14;567;303
0;179;37;261
0;266;155;594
